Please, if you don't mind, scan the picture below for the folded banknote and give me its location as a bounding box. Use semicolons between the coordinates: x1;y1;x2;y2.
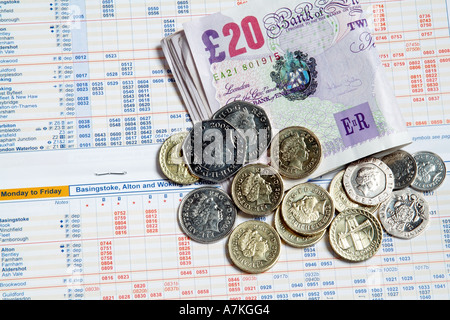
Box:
161;0;411;187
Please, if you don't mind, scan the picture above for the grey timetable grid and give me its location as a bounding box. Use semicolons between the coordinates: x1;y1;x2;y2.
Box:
0;0;449;300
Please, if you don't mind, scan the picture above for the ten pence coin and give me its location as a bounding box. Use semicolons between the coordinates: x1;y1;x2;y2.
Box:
178;187;237;243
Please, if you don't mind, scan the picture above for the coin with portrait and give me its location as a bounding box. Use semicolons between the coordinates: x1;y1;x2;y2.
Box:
411;151;446;191
281;182;334;235
182;119;247;182
343;157;394;205
273;207;326;248
212;101;272;162
328;169;379;214
231;163;284;216
158;132;199;185
381;149;417;190
269;126;322;179
227;220;281;274
178;187;237;243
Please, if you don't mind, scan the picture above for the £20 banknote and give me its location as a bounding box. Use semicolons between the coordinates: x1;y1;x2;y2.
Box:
181;0;411;183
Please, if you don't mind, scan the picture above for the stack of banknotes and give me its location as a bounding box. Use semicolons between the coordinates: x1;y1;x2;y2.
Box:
161;0;412;185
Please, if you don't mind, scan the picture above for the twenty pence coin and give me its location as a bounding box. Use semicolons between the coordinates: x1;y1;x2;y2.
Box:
329;170;379;214
343;157;395;206
231;163;284;216
274;207;326;248
329;208;383;262
178;187;236;243
158;132;199;185
270;126;322;179
281;182;334;235
227;220;281;274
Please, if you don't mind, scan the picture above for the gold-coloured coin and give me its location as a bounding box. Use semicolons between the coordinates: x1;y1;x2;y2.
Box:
329;170;379;214
227;220;281;274
158;132;199;185
231;163;284;216
281;182;334;235
273;207;326;248
269;126;322;179
329;208;383;262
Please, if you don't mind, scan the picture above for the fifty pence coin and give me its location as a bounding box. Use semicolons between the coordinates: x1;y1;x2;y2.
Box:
411;151;446;191
343;157;395;206
212;100;272;162
158;132;199;185
378;188;430;239
227;220;281;274
274;207;326;248
281;182;334;235
329;208;383;262
329;170;379;214
270;126;322;179
182;119;247;183
381;149;417;190
178;187;237;243
231;163;284;216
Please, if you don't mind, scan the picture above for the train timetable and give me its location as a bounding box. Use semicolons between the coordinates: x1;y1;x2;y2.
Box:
0;0;449;300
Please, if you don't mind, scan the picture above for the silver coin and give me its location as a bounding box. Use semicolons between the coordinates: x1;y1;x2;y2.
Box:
182;119;247;182
378;188;430;239
328;170;379;214
329;208;383;262
411;151;446;191
178;187;237;243
343;157;395;206
231;163;284;216
381;150;417;190
212;101;272;162
281;182;334;235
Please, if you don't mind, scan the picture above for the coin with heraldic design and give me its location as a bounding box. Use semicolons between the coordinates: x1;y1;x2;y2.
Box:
182;119;247;182
231;163;284;216
158;132;199;185
329;208;383;262
212;101;272;162
329;170;379;214
381;149;417;190
378;188;430;239
411;151;447;191
227;220;281;274
178;187;237;243
273;207;326;248
270;126;322;179
281;182;334;235
343;157;395;206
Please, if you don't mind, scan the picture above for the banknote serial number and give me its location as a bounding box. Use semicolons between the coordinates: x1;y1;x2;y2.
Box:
202;15;265;64
212;53;281;81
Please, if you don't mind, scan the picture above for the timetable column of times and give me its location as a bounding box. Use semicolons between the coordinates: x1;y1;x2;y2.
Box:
374;0;450;127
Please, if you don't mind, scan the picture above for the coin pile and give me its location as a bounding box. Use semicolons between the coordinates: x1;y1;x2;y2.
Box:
158;100;447;273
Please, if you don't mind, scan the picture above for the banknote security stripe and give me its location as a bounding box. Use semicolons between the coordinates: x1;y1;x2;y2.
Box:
0;186;69;201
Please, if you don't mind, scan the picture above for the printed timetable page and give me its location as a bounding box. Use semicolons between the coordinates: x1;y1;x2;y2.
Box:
0;0;450;300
